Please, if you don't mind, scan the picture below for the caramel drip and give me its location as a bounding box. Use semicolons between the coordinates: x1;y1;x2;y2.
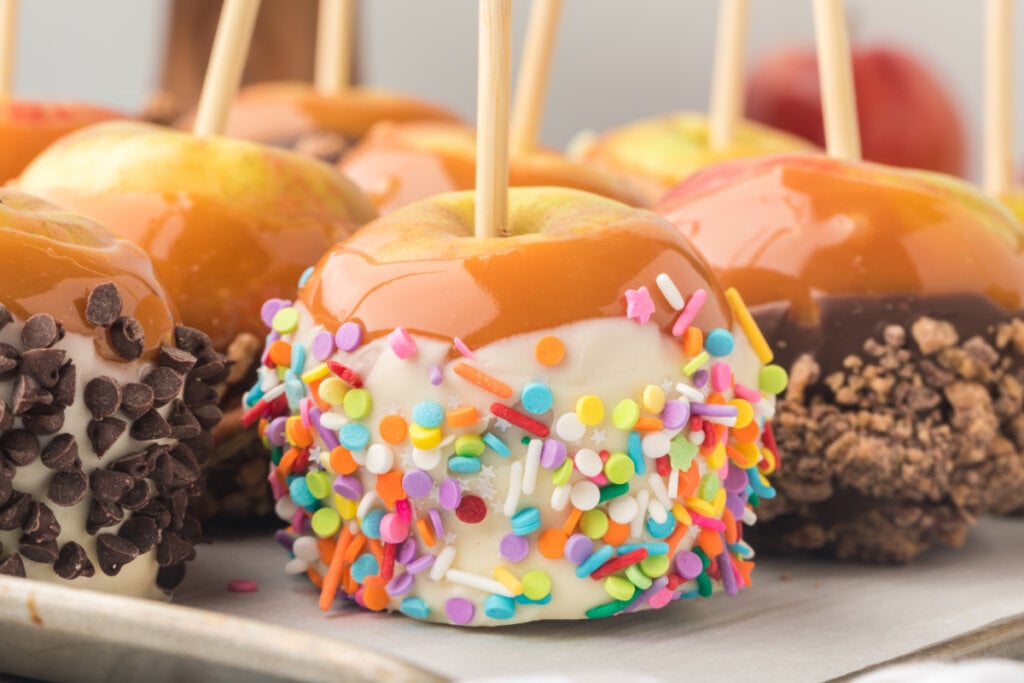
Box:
302;220;731;349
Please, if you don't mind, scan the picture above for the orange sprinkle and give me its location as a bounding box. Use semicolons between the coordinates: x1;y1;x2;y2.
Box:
343;573;358;595
344;533;367;563
329;446;358;475
732;419;760;443
537;528;568;559
602;520;630;546
268;340;292;367
633;417;664;432
697;529;724;557
682;327;703;357
723;509;739;545
562;507;583;536
677;461;701;499
306;379;331;412
286;418;313;448
367;538;383;563
362;576;390;611
446;405;480;428
317;537;337;566
453;362;513;398
535;335;566;366
416;518;436;547
666;520;690;555
734;558;755;587
278;447;301;478
306;567;324;589
378;414;408;445
375;470;405;508
318;527;353;611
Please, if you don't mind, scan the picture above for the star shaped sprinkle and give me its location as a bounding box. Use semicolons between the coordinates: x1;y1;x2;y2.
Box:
625;286;656;324
591;429;607;446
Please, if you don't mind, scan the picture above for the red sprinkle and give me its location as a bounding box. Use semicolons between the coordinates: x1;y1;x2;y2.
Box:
326;361;364;388
688;416;703;432
455;495;487;524
590;548;648;580
656;456;671;477
762;422;781;466
241;399;271;428
380;542;396;582
228;579;259;593
292;448;312;474
666;573;684;590
702;422;718;446
490;403;550;437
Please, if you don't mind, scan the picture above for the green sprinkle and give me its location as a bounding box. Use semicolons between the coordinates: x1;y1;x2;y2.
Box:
604;575;637;601
305;471;332;499
603;452;635;484
454;434;485;458
682;351;710;376
693;547;711;569
697;473;721;502
611;399;640;431
271;307;299;334
759;364;789;395
625;564;652;590
586;599;630;619
640;554;670;578
580;509;609;539
552;459;573;487
521;570;551;600
270;445;284;465
598;482;629;503
311;507;341;538
749;490;761;507
343;388;372;419
669;436;698;471
696;571;713;598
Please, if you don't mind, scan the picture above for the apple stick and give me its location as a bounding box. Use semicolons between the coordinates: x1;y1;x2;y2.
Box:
510;0;563;155
193;0;262;137
983;0;1012;196
812;0;861;161
475;0;512;239
708;0;748;151
315;0;355;95
0;0;17;99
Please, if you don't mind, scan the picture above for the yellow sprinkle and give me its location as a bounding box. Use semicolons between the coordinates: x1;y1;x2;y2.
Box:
731;442;760;468
642;385;666;413
671;502;693;526
317;377;348;405
271;307;299;334
730;399;754;429
725;288;773;364
711;488;727;517
760;446;778;474
409;423;442;449
334;494;357;521
686;497;715;518
682;351;710;376
575;395;605;427
301;364;331;383
493;566;524;595
708;442;726;469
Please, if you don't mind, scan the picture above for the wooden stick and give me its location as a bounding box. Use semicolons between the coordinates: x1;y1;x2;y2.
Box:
812;0;861;161
510;0;563;155
193;0;262;137
315;0;355;95
0;0;17;99
983;0;1012;196
708;0;748;151
475;0;512;240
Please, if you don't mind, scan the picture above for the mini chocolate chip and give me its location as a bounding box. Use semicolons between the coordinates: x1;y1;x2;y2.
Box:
109;317;144;360
10;375;53;415
96;534;140;576
51;363;76;408
156;531;194;567
119;479;152;511
21;314;60;349
182;376;218;408
167;400;201;439
54;542;95;580
19;536;58;564
0;401;12;431
163;490;188;530
165;445;200;486
142;367;183;406
0;553;25;577
0;304;11;330
85;283;123;327
20;348;66;388
156;563;185;591
0;474;11;507
135;499;171;528
110;450;152;479
84;376;122;420
89;469;134;503
87;417;126;457
0;343;20;379
22;409;65;436
182;432;214;464
189;359;226;381
118;515;161;553
0;492;29;530
189;404;222;430
20;502;43;536
23;503;60;542
86;499;124;534
120;383;154;420
48;471;88;506
159;346;197;374
40;433;81;471
130;409;171;441
0;429;40;466
173;326;212;357
179;515;202;541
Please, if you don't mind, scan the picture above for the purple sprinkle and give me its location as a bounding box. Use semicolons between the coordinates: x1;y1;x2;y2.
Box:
406;554;435;574
386;572;414;596
624;576;669;613
718;548;738;596
266;417;288;447
445;597;474;625
335;322;364;352
309;407;340;449
333;474;363;500
274;530;294;552
291;509;310;536
499;533;530;562
260;298;290;328
675;550;703;580
661;400;690;430
311;331;336;361
564;533;593;565
693;369;709;388
439;478;461;510
723;463;748;493
690;403;739;418
429;508;445;539
397;538;418;565
540;439;567;470
428;365;443;386
402;470;433;498
726;492;747;519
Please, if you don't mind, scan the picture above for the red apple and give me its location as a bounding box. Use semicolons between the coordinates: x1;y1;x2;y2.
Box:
746;46;966;176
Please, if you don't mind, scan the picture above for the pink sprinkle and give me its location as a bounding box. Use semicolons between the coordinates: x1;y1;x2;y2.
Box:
429;365;443;385
395;498;413;524
290;507;307;532
389;327;417;359
453;337;475;359
671;288;707;337
690;512;727;532
228;579;259;593
379;513;410;544
267;468;287;499
589;473;610;486
734;383;761;402
299;397;313;429
648;587;674;609
625;286;656;325
710;363;732;392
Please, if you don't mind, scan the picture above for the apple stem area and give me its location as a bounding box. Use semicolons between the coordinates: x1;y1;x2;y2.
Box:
474;0;512;240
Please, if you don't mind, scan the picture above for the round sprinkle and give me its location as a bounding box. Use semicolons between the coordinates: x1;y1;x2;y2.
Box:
574;448;603;478
289;478;316;507
409;424;441;449
642;385;666;413
335;322;364;352
535;335;565;366
705;328;735;357
343;388;372;419
484;433;510;457
625;564;652;590
271;307;299;334
759;364;789;395
608;496;639;524
612;399;640;430
445;597;474;625
379;513;410;543
413;401;445;428
366;444;395;474
484;594;516;620
570;480;600;511
641;432;671;459
292;536;319;563
565;535;593;567
310;331;335;361
448;455;481;474
499;533;530;562
332;474;362;500
455;495;487;524
540;439;567;469
228;579;258;593
580;509;609;539
604;575;636;601
378;414;408;444
555;413;586;442
400;597;430;619
675;551;704;579
318;377;347;405
311;507;341;538
521;383;553;415
454;435;485;458
730;399;754;429
329;447;358;476
575;395;604;426
521;570;551;601
402;470;433;498
640;554;671;578
388;327;417;359
603;452;635;484
439;478;462;510
661;400;690;430
361;509;385;539
260;299;290;327
305;471;332;499
537;528;568;559
350;554;380;583
340;423;370;451
646;513;676;539
511;507;542;536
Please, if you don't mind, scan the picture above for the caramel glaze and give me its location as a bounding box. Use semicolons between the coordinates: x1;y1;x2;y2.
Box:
0;101;121;183
302;195;730;351
658;154;1024;326
339;122;652;213
0;190;176;360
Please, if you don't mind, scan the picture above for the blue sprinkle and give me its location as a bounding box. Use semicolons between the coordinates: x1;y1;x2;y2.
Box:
511;507;541;536
290;343;306;374
350;553;380;583
618;542;669;556
646;514;677;539
520;382;553;415
400;597;431;619
705;328;735;357
289;478;316;508
676;590;700;601
412;401;445;428
483;432;510;457
747;467;776;499
340;423;370;451
729;541;755;559
361;509;385;539
448;455;482;474
244;382;264;407
284;370;305;410
484;594;517;619
298;266;315;288
627;431;646;476
515;593;552;606
575;545;615;578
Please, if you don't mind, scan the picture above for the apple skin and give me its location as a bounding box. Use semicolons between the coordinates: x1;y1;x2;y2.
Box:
0;100;122;184
338;121;652;213
575;112;813;205
16;121;377;351
746;46;966;177
1001;190;1024;225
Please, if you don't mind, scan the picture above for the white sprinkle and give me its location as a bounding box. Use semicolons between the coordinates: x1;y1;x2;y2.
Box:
274;496;298;522
431;545;456;581
648;499;669;524
675;383;704;402
504;461;524;516
284;558;309;575
655;273;684;310
742;507;758;526
688;429;706;446
668;469;680;499
412;447;442;470
318;411;348;431
357;491;380;520
641;432;671;459
758;398;777;421
704;415;738;427
574;448;603;477
631;489;650;539
261;380;286;400
291;536;320;563
555;412;586;442
608;495;639;524
350;449;367;466
570;480;600;511
365;444;395;474
648;474;673;509
445;569;515;597
551;484;571;511
522;438;542;495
